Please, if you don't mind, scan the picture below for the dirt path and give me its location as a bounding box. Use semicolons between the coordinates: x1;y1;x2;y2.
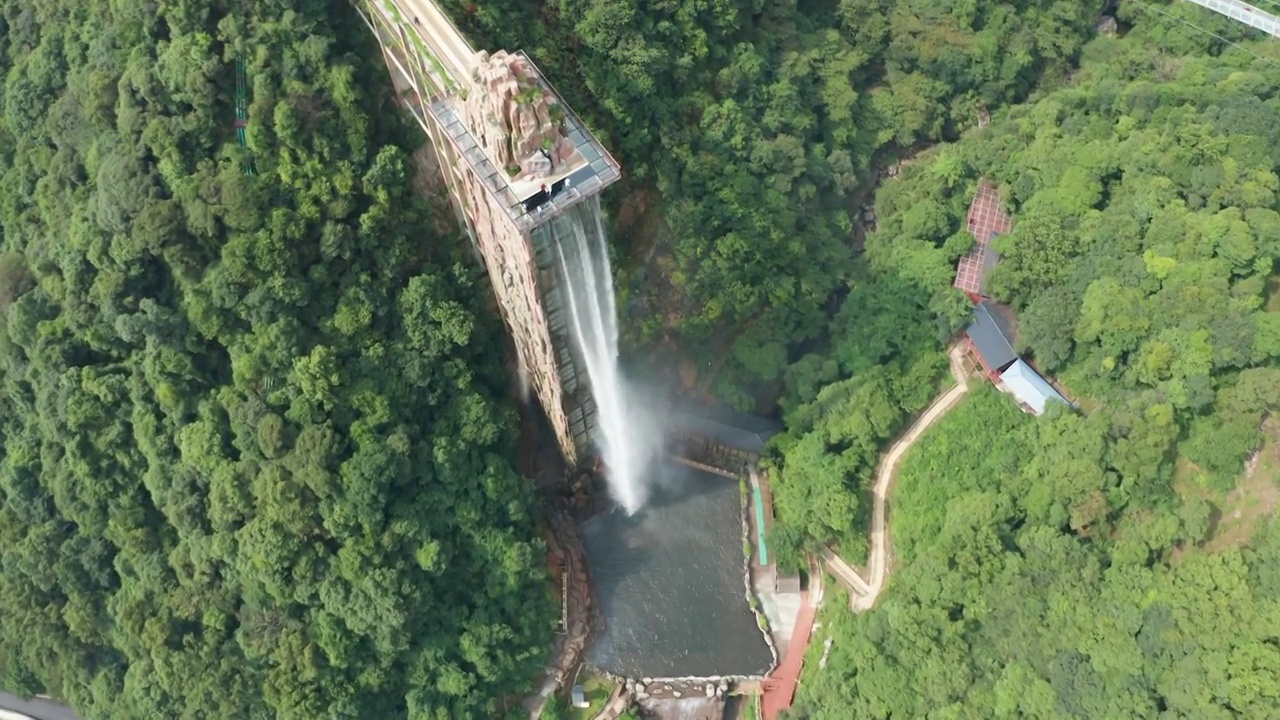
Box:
817;546;870;596
851;345;970;610
830;345;970;611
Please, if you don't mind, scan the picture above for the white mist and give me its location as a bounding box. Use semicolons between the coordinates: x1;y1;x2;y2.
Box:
553;196;657;514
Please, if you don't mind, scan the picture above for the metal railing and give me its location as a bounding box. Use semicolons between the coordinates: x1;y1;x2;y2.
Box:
1185;0;1280;37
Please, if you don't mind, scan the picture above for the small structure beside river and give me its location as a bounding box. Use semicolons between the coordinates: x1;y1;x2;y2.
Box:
669;399;781;476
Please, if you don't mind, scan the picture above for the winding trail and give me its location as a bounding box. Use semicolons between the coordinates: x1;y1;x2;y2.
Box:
816;545;870;595
825;345;971;611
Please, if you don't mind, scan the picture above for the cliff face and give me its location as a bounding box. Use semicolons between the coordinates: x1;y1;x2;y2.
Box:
462;50;574;180
453;156;579;465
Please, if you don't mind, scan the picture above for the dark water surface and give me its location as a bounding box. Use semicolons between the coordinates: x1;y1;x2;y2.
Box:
582;463;772;678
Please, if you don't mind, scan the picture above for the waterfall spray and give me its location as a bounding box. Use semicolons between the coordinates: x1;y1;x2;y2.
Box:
554;197;657;514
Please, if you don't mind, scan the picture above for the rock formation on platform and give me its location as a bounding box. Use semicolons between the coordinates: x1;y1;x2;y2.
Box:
462;50;574;180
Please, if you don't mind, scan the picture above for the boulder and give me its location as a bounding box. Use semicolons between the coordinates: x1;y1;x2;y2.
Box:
522;152;553;177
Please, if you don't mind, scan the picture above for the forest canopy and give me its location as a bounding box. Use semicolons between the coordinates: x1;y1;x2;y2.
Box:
790;391;1280;719
786;10;1280;720
0;1;552;718
864;12;1280;488
761;2;1280;570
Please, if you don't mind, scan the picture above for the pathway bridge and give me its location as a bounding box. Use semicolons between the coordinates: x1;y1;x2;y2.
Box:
1184;0;1280;36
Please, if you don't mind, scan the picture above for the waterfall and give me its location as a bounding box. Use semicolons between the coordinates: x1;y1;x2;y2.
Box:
554;196;656;514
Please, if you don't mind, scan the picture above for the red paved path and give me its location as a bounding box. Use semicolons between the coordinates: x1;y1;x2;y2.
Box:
760;591;817;720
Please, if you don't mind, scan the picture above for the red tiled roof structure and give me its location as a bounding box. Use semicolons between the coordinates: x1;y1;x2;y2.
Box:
953;181;1012;296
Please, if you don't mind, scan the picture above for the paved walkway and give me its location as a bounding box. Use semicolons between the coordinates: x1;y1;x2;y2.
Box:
747;467;799;664
397;0;478;85
817;545;870;595
760;592;817;720
824;345;971;611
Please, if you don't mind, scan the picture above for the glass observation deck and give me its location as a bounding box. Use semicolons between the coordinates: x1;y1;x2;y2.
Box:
422;51;621;231
357;0;621;230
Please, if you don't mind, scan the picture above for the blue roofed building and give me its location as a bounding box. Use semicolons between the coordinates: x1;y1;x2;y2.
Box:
999;360;1070;416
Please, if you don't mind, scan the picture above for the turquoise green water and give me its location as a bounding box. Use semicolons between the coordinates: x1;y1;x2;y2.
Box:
753;484;768;565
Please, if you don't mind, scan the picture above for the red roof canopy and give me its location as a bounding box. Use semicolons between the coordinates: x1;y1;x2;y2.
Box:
953;181;1012;296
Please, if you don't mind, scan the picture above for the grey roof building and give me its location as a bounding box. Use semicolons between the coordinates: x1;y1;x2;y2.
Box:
966;300;1018;373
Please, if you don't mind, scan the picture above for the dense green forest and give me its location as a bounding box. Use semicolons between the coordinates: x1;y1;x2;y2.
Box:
868;5;1280;499
0;1;552;718
768;2;1280;570
5;0;1280;716
786;8;1280;719
792;391;1280;719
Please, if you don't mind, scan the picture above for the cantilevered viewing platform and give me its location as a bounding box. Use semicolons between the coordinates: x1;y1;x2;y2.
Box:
355;0;621;229
426;57;622;231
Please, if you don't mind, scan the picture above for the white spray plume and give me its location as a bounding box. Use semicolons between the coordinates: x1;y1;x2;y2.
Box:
553;197;660;514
